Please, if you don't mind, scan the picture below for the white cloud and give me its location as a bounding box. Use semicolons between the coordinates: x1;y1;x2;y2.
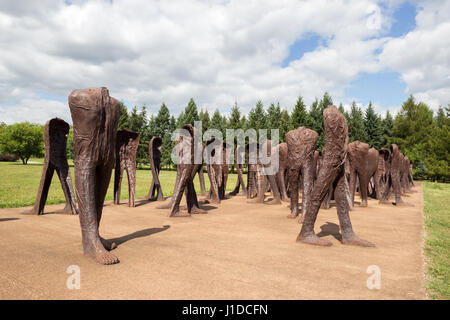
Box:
0;0;448;124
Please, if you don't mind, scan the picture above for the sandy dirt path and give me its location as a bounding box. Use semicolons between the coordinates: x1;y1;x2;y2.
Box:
0;184;426;299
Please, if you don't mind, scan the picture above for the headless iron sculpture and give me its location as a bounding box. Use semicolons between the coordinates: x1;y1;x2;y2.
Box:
114;129;140;207
144;136;164;201
156;124;206;216
69;87;121;265
23;118;77;215
297;106;374;247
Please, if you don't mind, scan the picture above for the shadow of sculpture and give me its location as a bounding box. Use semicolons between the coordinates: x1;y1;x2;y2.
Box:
0;218;20;222
317;222;342;241
107;225;170;246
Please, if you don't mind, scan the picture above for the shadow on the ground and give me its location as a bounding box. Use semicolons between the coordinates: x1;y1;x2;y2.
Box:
108;225;170;246
317;222;342;241
0;217;20;222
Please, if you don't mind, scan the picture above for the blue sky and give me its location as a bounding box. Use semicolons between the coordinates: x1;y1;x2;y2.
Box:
281;1;418;112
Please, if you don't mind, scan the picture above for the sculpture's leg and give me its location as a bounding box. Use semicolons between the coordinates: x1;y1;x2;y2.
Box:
169;166;190;217
76;162;118;264
296;167;335;246
220;167;228;199
24;162;55;215
126;161;136;207
248;166;265;203
392;169;413;206
358;171;369;207
287;168;300;218
373;172;382;200
335;168;375;247
301;152;315;218
321;185;333;209
198;166;208;196
113;163;123;205
379;175;392;204
186;170;206;214
265;174;281;205
207;165;220;204
55;165;77;214
349;168;357;206
277;168;289;202
237;164;247;196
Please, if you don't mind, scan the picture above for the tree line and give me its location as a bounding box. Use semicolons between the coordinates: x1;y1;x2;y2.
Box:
0;93;448;181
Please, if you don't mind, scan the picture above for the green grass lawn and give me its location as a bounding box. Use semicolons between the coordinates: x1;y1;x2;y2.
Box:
0;158;241;208
423;181;450;300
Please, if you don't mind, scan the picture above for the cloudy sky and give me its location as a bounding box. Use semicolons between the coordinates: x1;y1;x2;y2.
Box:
0;0;449;124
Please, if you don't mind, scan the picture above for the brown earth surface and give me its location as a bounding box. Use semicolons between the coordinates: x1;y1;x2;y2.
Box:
0;184;426;299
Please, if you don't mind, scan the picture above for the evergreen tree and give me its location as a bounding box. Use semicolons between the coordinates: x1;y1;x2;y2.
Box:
161;115;177;169
279;109;291;142
199;109;211;134
290;96;309;129
211;109;225;136
383;110;394;141
308;97;325;149
267;102;281;140
228;102;243;130
338;103;345;114
348;101;368;143
182;98;200;125
153;103;170;138
176;111;185;128
118;101;129;130
247;100;267;142
364;102;384;149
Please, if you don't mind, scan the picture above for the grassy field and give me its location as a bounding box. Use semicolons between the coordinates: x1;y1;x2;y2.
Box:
423;181;450;300
0;159;241;208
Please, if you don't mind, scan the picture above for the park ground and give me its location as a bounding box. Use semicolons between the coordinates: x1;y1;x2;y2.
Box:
0;159;448;299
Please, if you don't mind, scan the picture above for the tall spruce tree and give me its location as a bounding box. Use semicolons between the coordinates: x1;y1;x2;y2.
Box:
118;101;129;130
248;100;267;142
183;98;200;125
348;101;368;143
279;109;291;142
199;109;211;134
290;96;309;129
267;102;281;140
364;102;384;149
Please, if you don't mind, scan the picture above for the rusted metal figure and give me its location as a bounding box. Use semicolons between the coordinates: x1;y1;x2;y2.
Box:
205;138;229;204
144;136;164;201
297;106;374;247
156;124;206;216
69;87;121;265
286;127;318;220
23;118;77;215
114;129;139;207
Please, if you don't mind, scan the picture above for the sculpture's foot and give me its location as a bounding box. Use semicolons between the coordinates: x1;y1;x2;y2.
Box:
296;233;332;246
100;237;117;251
321;203;330;209
298;215;304;224
21;208;38;215
84;239;119;265
238;191;247;196
360;201;368;207
169;210;190;217
287;212;298;219
209;198;220;204
281;197;290;203
341;234;375;247
265;198;281;205
227;191;237;196
190;206;207;214
247;198;264;204
394;201;414;207
378;199;391;205
56;205;76;215
156;201;172;209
